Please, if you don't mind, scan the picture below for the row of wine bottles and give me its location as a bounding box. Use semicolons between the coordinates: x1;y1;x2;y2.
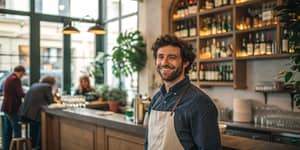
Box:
236;1;277;30
189;63;233;81
173;0;197;19
239;32;276;57
200;13;233;36
174;19;197;38
200;38;233;59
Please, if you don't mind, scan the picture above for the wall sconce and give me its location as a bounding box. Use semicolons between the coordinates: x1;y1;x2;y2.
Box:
63;22;80;34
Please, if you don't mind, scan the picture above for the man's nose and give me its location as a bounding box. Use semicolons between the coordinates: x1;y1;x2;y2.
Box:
160;57;169;65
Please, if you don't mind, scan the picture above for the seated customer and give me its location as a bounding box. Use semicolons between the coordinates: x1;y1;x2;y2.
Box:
19;76;56;150
75;75;94;96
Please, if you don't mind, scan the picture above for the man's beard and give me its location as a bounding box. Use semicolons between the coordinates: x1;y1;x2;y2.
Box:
157;63;183;82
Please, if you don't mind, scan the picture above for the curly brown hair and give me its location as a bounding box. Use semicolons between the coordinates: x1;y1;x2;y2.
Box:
151;34;196;74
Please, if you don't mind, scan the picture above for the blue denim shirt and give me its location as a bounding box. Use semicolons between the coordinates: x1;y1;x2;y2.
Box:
145;77;221;150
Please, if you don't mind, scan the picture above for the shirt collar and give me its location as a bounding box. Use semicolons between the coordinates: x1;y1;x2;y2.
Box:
160;76;190;95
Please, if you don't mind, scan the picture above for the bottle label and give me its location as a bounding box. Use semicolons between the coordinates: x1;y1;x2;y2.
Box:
199;71;204;80
262;11;272;21
260;43;266;55
188;6;197;14
190;28;196;37
282;40;288;53
247;44;253;55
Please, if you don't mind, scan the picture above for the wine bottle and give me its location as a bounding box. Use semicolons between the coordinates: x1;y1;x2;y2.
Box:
282;29;289;53
247;34;254;56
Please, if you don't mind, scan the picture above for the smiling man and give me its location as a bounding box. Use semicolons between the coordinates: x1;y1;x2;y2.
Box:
145;35;221;150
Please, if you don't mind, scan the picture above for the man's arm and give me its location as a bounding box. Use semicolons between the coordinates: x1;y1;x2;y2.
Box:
190;98;221;150
13;78;25;98
45;86;54;104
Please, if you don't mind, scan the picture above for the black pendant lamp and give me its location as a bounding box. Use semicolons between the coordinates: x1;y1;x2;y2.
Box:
63;22;80;34
87;22;106;35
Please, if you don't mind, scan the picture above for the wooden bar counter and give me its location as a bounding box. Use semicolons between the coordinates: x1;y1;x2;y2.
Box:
42;107;299;150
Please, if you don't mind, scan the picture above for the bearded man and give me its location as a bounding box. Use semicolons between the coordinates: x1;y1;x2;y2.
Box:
144;35;221;150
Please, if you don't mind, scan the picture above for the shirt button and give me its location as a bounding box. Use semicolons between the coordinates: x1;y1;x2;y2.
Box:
164;101;167;104
174;93;177;96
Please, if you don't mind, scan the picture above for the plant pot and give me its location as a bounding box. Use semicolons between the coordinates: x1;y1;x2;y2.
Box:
108;101;119;112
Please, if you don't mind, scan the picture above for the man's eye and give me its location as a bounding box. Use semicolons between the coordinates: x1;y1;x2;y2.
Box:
157;55;164;59
169;56;177;59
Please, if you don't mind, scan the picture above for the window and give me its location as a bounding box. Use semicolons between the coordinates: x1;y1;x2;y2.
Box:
104;0;138;104
40;21;63;90
71;22;96;93
1;0;30;11
0;14;30;93
35;0;98;19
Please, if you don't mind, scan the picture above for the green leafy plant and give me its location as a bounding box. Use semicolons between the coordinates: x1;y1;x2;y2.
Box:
89;52;110;85
94;84;110;101
275;0;300;108
111;31;147;88
107;87;127;106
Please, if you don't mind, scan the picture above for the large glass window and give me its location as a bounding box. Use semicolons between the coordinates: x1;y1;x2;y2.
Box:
104;0;138;104
104;0;119;20
35;0;98;19
0;14;30;93
121;0;138;16
40;21;63;90
71;22;96;93
1;0;30;11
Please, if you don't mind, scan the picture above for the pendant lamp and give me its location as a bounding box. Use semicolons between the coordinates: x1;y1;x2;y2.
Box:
63;23;80;34
87;23;106;35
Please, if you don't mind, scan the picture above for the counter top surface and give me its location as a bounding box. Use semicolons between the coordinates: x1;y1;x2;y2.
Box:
43;107;146;137
43;107;299;150
219;121;300;135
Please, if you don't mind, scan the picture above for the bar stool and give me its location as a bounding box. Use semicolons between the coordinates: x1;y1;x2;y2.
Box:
9;121;32;150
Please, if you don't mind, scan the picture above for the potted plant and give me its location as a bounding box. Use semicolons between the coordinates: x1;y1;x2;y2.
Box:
111;31;147;89
94;84;110;101
88;52;110;85
275;0;300;108
107;87;127;112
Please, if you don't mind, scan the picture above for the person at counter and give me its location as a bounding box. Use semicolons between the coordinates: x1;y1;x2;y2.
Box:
145;35;221;150
19;76;56;150
1;65;26;150
75;75;94;96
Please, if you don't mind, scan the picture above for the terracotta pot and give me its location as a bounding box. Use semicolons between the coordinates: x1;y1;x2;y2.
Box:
108;101;119;112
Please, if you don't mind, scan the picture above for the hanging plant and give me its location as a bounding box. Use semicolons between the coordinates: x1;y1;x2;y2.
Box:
112;31;147;79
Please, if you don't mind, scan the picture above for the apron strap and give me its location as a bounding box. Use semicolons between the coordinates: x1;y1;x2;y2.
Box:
170;84;191;116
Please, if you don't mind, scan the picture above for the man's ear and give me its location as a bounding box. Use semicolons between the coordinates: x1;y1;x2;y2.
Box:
183;61;190;68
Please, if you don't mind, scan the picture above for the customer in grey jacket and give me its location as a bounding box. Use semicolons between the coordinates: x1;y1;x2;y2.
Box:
20;75;56;150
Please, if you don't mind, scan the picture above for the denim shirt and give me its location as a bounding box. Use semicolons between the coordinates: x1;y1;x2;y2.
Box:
145;77;221;150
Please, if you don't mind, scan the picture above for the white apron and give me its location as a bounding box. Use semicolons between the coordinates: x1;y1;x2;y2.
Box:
148;85;190;150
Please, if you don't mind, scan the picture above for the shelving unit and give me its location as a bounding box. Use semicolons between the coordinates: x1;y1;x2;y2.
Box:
255;89;295;111
169;0;293;89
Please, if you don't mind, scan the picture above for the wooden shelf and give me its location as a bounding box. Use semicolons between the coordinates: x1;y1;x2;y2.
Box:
255;89;292;93
199;81;233;87
236;54;292;61
172;14;197;22
236;25;277;34
235;0;274;7
199;5;233;16
199;57;233;63
199;32;233;39
181;36;198;41
169;0;286;89
255;88;295;110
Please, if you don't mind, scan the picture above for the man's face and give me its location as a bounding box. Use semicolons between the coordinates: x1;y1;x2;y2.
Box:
156;46;187;82
16;71;25;79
